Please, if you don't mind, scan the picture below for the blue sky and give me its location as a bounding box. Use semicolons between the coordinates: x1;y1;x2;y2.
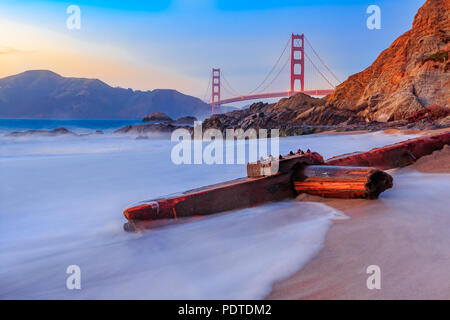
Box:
0;0;425;101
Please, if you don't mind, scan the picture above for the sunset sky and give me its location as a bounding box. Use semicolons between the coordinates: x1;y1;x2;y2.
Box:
0;0;424;100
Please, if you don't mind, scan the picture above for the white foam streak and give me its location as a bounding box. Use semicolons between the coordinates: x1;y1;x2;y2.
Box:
0;132;417;299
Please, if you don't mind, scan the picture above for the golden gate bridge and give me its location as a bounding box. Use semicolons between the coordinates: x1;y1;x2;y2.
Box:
203;34;341;114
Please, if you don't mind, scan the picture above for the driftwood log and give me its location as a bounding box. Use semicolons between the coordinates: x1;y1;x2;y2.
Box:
293;166;393;199
123;131;449;226
124;152;324;221
326;132;450;169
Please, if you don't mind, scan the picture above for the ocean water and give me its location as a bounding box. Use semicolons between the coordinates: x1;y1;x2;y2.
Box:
0;121;420;299
0;119;142;134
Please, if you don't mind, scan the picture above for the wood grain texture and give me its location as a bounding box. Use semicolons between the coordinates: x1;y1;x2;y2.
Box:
325;132;450;169
293;166;393;199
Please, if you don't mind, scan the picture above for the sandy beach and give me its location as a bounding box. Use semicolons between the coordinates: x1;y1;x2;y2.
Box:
267;145;450;299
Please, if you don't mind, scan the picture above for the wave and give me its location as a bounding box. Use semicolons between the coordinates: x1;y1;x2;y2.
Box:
0;131;420;299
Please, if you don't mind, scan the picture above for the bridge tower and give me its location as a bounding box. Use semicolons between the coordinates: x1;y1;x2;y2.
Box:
211;68;221;114
290;33;304;93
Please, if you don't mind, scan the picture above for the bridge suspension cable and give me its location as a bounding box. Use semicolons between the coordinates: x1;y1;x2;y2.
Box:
206;33;338;110
221;83;238;98
305;36;341;84
304;52;336;89
260;53;291;93
221;72;242;97
203;77;211;102
247;36;291;95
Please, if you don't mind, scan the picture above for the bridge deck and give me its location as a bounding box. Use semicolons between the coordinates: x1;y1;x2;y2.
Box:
214;89;334;105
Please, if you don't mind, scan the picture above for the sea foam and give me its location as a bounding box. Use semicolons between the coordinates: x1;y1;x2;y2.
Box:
0;130;418;299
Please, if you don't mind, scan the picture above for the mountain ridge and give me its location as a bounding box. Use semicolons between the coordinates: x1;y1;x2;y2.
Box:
0;70;210;119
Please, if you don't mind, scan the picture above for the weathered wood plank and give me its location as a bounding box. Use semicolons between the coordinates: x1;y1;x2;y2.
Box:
325;132;450;169
293;165;393;199
124;152;323;221
123;132;450;225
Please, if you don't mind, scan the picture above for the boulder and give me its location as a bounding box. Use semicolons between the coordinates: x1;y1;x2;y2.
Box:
142;112;173;123
6;127;77;137
173;116;198;125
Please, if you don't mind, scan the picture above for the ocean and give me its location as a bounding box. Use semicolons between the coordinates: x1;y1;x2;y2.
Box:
0;119;421;299
0;119;143;135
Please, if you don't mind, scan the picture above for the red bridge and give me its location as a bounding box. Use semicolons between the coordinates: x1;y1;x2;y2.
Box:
205;34;341;114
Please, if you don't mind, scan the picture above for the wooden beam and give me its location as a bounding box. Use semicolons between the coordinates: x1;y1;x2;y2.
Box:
293;165;393;199
123;132;450;228
123;152;324;221
325;132;450;169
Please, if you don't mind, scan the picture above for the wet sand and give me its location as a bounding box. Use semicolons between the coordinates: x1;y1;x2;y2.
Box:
267;146;450;299
410;145;450;173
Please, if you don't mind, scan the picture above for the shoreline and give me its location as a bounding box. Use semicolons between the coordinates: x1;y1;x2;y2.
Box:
316;127;450;137
2;120;448;139
266;146;450;299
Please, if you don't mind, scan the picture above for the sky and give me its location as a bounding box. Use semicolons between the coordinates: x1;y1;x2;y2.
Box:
0;0;425;102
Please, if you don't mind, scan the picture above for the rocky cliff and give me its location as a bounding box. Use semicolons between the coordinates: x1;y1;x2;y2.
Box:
327;0;449;122
202;94;371;136
203;0;449;133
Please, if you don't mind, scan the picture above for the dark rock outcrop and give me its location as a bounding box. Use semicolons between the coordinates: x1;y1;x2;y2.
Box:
114;123;193;136
173;116;198;125
6;127;77;137
202;94;363;136
142;112;173;123
5;127;105;137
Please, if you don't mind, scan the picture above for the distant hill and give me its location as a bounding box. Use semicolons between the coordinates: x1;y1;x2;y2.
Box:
0;70;210;119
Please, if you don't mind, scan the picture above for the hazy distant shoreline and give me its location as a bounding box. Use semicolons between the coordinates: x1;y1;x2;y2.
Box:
2;118;448;140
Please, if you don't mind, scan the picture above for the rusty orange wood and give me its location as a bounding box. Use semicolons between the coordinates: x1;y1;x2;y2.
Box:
124;152;324;221
325;132;450;169
293;165;393;199
123;132;449;225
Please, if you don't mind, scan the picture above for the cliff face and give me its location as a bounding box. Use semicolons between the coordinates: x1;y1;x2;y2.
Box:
327;0;449;122
199;1;450;135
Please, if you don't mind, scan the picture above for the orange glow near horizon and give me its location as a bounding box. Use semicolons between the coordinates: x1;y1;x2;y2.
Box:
0;18;202;94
